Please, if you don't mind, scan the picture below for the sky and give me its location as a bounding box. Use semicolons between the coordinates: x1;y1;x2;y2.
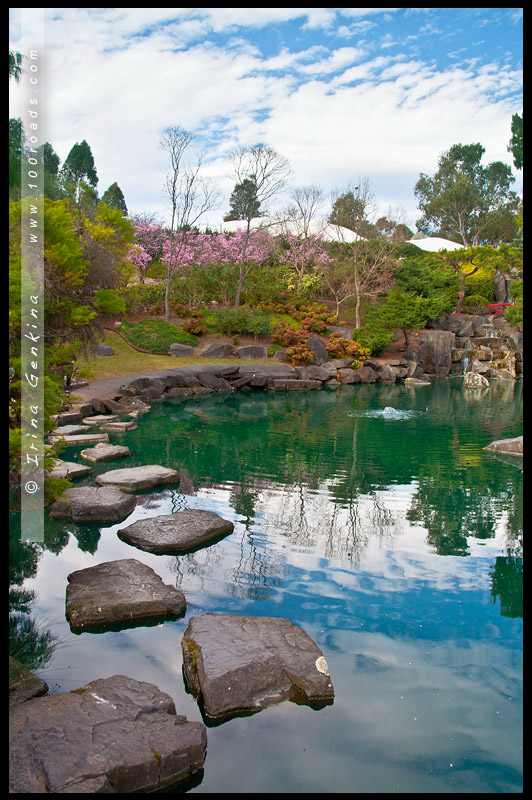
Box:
9;8;523;231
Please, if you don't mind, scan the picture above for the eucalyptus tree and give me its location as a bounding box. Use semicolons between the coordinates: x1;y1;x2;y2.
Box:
414;143;520;247
226;143;292;308
160;125;220;318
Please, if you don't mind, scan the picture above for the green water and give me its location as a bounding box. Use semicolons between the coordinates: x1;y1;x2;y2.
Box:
10;378;523;793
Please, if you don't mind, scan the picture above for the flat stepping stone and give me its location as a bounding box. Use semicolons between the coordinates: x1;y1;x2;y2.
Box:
48;459;93;479
48;432;109;445
66;558;186;632
51;411;83;425
100;420;138;431
9;674;207;793
81;414;119;424
95;465;180;492
118;509;234;554
51;424;96;436
80;443;131;462
182;613;334;722
49;486;136;522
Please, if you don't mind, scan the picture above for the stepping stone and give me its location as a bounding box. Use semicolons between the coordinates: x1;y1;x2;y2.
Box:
9;674;207;793
51;411;83;425
66;558;186;632
95;465;180;492
49;486;136;522
118;509;234;554
79;443;131;462
47;459;93;480
81;414;119;424
48;433;110;445
100;420;138;431
182;613;334;722
51;424;96;436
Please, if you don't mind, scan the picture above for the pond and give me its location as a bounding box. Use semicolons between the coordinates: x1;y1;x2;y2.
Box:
10;377;523;793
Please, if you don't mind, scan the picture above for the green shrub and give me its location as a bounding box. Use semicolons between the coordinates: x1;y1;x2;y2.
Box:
505;299;523;327
145;260;166;280
203;307;272;337
351;326;394;356
119;283;165;313
462;294;489;314
119;319;198;353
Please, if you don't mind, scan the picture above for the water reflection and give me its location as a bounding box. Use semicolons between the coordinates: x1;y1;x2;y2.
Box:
9;378;522;793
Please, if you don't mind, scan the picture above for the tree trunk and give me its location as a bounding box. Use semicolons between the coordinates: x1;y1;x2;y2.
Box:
355;295;362;330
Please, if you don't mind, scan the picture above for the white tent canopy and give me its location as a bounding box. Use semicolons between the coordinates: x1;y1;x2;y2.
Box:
202;216;365;243
407;236;465;252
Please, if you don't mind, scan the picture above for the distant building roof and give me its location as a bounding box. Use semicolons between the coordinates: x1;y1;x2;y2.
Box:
407;236;465;252
203;216;365;243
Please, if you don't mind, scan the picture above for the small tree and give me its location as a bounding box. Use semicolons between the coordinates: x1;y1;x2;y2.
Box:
160;125;219;318
369;288;436;350
431;245;523;315
324;237;399;328
101;182;128;215
223;178;262;221
226;143;291;308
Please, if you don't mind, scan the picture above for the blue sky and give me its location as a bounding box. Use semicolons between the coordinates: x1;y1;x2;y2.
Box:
9;8;523;230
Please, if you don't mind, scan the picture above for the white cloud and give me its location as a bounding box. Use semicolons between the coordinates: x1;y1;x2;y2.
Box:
10;9;522;226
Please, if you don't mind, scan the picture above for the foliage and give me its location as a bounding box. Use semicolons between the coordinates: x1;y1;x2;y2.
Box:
351;325;395;356
119;282;166;313
365;288;438;350
461;293;490;314
60;139;98;201
430;244;522;314
414;142;520;246
202;307;272;337
507;112;523;171
271;321;301;347
119;319;198;352
224;178;262;221
504;299;523;328
101;182;128;215
284;342;316;366
326;334;370;363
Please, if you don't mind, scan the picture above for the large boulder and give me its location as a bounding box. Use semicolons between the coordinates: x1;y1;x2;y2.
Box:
66;558;186;631
306;336;329;366
117;509;234;554
9;674;207;793
463;371;490;388
95;465;180;492
50;486;136;522
9;657;49;707
418;330;456;376
235;345;268;359
182;613;334;722
484;435;523;456
357;365;379;383
168;343;195;356
201;343;236;358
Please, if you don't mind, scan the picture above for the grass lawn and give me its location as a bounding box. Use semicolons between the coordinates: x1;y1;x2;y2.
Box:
78;329;271;382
